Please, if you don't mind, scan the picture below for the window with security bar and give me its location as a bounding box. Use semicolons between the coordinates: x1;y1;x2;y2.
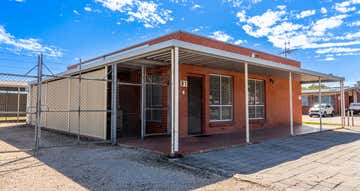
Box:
146;73;163;122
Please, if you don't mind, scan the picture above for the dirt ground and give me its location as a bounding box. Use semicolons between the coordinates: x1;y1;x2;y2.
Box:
0;124;276;191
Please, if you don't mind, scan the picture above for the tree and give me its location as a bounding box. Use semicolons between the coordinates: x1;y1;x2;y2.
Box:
306;84;328;89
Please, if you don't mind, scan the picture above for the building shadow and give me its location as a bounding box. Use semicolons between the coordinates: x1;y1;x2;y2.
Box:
0;124;225;190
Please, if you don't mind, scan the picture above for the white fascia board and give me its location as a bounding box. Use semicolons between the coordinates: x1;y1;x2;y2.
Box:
40;39;343;83
171;40;344;81
65;41;174;75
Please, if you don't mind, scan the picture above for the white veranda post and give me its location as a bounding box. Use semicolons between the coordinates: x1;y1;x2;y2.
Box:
289;72;294;136
319;77;322;131
340;80;345;127
171;47;179;155
244;62;250;143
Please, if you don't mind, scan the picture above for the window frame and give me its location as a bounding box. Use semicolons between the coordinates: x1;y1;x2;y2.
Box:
314;95;334;105
209;74;233;122
146;73;163;123
301;95;309;106
248;78;265;120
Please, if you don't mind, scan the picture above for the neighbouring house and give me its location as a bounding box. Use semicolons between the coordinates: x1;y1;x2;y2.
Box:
0;81;28;122
28;31;345;155
302;87;360;114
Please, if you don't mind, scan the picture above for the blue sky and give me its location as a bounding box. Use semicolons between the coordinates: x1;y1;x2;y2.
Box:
0;0;359;85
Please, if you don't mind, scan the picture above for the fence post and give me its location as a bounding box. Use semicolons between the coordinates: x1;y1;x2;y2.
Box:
77;59;82;143
17;87;20;123
34;54;43;155
111;63;118;145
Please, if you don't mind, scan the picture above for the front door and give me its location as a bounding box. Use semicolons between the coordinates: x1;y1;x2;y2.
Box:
188;76;203;135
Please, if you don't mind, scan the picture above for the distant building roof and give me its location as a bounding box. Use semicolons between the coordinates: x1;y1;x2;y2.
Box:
302;87;359;94
0;81;28;88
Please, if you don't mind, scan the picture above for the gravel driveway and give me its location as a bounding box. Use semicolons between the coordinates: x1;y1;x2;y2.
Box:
177;128;360;190
0;124;276;191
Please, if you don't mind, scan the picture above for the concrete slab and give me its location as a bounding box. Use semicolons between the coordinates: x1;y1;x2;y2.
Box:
176;128;360;191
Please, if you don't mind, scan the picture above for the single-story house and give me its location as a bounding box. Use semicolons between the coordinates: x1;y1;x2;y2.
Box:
29;31;346;155
302;87;359;114
0;81;28;122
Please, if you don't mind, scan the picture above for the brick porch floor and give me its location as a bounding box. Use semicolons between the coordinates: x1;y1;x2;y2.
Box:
119;125;340;155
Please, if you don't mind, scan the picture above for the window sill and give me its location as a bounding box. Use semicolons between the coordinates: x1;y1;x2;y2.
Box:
209;121;234;127
250;118;266;123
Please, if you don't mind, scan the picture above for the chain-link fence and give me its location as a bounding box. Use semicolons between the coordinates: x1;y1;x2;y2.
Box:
0;53;173;155
0;54;112;154
0;84;27;123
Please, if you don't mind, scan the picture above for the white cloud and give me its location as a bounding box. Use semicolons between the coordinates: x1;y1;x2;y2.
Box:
210;31;233;42
310;15;347;36
236;10;247;22
234;39;246;45
95;0;172;28
248;9;286;28
277;5;286;10
316;47;360;54
73;10;81;15
323;56;335;61
191;26;206;33
334;0;359;13
0;25;62;57
303;40;360;49
14;0;25;2
241;8;287;38
335;31;360;40
191;4;201;9
320;7;327;14
225;0;262;8
84;6;92;12
296;10;316;19
347;21;360;26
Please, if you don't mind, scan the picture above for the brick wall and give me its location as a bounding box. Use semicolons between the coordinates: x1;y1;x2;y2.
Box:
177;64;302;137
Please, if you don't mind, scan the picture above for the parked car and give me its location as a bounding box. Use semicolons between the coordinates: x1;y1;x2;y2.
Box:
309;104;335;117
348;103;360;114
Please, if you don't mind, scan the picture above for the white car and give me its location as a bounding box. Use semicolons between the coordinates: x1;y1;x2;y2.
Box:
309;104;335;117
349;103;360;114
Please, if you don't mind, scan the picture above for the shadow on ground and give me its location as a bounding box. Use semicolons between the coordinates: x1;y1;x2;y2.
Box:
0;124;223;191
177;129;360;177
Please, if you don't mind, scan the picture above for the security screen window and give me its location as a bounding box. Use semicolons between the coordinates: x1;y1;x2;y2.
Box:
248;79;265;119
209;75;233;121
146;73;162;122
